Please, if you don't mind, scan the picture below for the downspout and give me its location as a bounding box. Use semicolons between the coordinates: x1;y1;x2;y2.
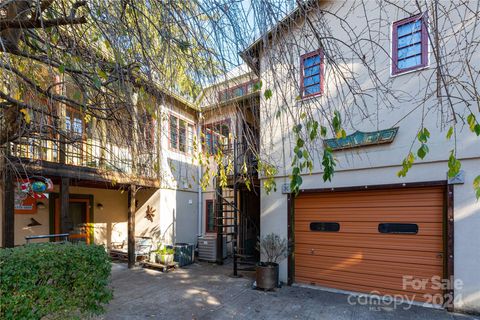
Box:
197;112;203;238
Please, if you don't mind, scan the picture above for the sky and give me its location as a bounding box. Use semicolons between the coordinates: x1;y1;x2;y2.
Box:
201;0;296;71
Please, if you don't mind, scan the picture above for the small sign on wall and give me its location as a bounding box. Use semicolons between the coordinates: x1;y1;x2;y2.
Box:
15;195;37;214
14;177;53;214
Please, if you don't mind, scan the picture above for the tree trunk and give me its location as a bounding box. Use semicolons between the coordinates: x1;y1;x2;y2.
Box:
128;185;137;268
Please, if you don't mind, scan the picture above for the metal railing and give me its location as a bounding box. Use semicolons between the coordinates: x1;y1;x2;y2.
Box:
25;233;69;244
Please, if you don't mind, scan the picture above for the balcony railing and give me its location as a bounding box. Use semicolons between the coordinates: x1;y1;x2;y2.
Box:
10;136;159;180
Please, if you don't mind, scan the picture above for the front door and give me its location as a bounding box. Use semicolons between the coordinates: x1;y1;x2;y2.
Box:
54;198;91;244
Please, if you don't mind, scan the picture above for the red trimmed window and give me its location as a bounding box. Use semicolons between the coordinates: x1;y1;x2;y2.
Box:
300;50;324;98
169;114;195;154
392;13;429;75
202;120;230;155
206;200;215;232
218;80;257;103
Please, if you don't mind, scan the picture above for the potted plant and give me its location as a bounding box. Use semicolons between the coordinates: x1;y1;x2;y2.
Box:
155;247;175;265
256;233;288;290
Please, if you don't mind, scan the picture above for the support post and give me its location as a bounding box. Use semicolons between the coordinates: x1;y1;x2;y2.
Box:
216;178;224;265
128;185;137;268
3;166;15;247
233;139;238;276
60;177;70;233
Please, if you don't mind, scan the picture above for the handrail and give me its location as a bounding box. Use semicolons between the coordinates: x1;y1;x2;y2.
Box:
25;233;69;244
213;176;259;235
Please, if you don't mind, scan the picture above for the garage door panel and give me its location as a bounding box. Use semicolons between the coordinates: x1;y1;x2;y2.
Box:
295;188;444;208
295;221;443;236
295;266;442;296
294;186;445;304
295;231;443;252
294;254;443;278
294;208;443;223
294;244;443;266
295;194;444;209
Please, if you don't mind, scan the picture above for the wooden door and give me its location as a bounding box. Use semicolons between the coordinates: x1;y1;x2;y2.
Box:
55;198;91;244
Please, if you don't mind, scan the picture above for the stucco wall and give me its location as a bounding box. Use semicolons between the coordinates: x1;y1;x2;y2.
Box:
9;186;128;247
159;103;199;191
5;184;200;250
157;189;199;245
70;186;128;249
256;0;480;313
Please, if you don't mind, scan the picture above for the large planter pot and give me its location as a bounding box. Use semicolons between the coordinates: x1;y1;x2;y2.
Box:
156;254;174;265
256;262;279;290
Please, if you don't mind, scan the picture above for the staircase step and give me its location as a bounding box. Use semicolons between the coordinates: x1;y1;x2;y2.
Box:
235;253;255;259
237;266;256;272
237;261;256;266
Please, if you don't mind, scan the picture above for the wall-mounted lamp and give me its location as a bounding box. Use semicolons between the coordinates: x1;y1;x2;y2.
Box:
37;201;46;209
97;203;104;210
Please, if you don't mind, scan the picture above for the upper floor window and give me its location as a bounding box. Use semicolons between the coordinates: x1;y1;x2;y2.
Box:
300;50;324;98
65;108;87;138
203;120;230;155
392;13;428;75
169;114;195;155
218;80;257;103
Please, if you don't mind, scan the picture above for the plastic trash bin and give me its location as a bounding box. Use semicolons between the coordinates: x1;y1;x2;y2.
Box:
167;243;195;267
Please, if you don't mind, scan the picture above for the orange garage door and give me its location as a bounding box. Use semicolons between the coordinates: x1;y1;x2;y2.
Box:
294;186;445;303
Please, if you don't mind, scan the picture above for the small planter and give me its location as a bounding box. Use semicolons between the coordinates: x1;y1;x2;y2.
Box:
156;254;174;265
256;262;279;290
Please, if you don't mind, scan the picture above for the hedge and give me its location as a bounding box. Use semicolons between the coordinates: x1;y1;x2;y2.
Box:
0;242;113;319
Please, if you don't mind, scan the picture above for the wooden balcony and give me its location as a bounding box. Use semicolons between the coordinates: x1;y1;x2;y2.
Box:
9;137;160;187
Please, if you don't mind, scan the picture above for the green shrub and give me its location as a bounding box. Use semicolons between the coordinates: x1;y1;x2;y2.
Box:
155;247;174;255
0;242;113;319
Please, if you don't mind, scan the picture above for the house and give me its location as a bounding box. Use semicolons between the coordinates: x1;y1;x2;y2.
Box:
0;62;261;273
197;65;261;269
241;0;480;314
0;72;201;254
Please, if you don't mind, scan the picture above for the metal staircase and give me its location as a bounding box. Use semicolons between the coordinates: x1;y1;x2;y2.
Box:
214;140;259;276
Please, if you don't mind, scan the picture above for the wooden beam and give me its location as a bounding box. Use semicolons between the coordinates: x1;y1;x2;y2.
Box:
9;157;160;188
3;167;15;247
60;177;70;233
128;185;137;268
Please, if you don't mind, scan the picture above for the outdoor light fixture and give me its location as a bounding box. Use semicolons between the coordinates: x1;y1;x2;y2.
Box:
97;203;104;210
36;201;46;209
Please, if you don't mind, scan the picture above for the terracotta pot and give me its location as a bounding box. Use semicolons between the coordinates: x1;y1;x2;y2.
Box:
256;262;279;290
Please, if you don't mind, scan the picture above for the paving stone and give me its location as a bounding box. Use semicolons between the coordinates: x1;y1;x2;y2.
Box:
104;261;479;320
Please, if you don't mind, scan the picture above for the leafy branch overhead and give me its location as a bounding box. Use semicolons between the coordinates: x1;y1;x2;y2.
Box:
290;113;335;196
0;0;479;200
